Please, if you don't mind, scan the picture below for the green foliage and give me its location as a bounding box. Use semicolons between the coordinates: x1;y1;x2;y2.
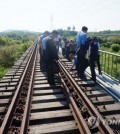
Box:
57;29;77;38
0;65;9;79
0;45;19;67
0;36;17;46
0;29;120;81
0;31;35;79
106;42;113;46
101;42;113;48
0;30;39;43
67;27;71;31
72;26;75;31
0;42;32;68
101;43;110;48
107;36;120;45
111;44;120;52
99;30;111;35
115;70;120;80
18;42;32;54
0;36;6;45
89;30;120;37
100;53;120;81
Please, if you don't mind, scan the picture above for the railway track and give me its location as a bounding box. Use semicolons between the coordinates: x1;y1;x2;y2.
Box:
59;57;120;134
0;43;120;134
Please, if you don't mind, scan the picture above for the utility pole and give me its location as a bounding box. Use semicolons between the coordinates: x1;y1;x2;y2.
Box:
50;14;54;31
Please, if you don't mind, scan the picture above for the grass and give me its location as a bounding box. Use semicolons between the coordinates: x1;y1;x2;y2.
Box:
0;42;32;80
0;66;9;79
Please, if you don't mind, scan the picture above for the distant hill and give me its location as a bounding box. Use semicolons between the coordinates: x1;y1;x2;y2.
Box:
0;30;40;43
0;29;40;36
1;29;120;39
0;29;40;34
89;30;120;37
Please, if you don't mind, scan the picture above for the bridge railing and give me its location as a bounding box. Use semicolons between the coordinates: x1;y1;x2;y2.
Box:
99;50;120;83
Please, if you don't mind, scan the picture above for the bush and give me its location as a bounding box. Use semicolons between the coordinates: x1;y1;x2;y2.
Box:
0;36;17;46
108;36;120;45
111;44;120;52
18;42;31;54
0;65;9;79
0;45;19;67
0;33;34;79
107;42;113;46
114;69;120;81
98;37;107;44
101;43;110;48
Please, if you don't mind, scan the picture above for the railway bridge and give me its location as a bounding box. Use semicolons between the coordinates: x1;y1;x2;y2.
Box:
0;42;120;134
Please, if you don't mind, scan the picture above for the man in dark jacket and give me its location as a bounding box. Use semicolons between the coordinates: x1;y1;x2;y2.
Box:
45;30;59;85
88;38;99;83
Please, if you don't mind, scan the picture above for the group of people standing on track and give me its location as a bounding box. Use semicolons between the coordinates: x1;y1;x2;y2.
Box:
75;26;102;83
38;30;59;85
37;26;102;85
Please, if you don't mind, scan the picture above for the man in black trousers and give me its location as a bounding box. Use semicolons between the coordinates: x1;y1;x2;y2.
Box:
76;26;88;79
88;38;102;83
45;30;59;85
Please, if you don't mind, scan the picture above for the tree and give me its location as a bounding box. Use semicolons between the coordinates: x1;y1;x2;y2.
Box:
72;26;75;31
111;44;120;52
67;26;71;31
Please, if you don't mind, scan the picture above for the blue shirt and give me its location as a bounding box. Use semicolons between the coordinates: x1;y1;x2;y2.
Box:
76;31;87;47
39;35;44;44
42;36;50;50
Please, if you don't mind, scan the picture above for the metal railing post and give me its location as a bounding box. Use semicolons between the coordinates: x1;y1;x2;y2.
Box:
99;50;120;83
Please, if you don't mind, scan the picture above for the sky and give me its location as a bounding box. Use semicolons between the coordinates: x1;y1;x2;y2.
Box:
0;0;120;32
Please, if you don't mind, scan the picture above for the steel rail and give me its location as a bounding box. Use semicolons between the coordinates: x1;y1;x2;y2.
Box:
58;59;114;134
59;72;91;134
58;61;104;134
0;44;36;134
20;43;38;134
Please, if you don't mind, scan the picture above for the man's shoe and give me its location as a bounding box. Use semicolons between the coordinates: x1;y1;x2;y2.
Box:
48;80;55;85
99;72;102;75
79;75;84;79
50;82;55;86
